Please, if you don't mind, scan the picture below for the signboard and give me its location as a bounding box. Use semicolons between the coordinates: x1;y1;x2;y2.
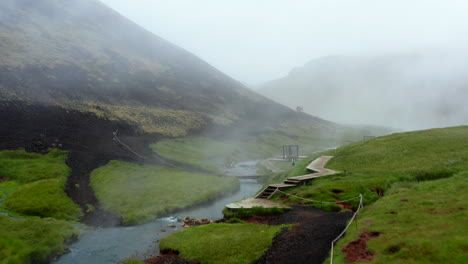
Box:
282;145;299;160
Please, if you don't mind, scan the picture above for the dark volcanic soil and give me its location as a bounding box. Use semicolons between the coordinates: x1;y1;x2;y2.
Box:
0;101;158;226
253;206;353;264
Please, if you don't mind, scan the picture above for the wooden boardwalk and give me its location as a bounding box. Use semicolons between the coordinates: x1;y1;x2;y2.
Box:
225;156;336;210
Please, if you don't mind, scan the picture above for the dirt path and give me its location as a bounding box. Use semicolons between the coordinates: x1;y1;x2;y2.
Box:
253;207;353;264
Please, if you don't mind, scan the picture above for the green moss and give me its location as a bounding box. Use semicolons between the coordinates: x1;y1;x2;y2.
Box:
90;161;239;225
0;149;81;221
0;149;82;263
160;223;287;264
0;149;70;183
0;215;78;264
5;178;83;221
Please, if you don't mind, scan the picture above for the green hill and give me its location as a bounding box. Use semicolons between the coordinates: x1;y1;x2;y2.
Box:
275;126;468;263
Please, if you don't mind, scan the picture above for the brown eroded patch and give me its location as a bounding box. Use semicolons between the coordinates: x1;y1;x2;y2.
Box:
336;202;353;210
385;211;398;214
400;199;409;202
342;231;380;263
0;177;10;183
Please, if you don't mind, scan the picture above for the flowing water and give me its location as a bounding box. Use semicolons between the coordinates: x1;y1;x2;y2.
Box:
52;161;262;264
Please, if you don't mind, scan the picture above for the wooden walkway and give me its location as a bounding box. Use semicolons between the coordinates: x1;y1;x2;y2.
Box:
225;156;336;210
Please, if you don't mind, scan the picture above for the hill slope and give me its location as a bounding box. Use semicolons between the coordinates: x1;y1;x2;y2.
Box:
0;0;330;137
273;126;468;263
258;54;468;130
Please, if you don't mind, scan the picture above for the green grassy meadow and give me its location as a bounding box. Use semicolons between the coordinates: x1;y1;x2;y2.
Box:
151;135;288;174
331;172;468;264
0;149;81;264
270;126;468;263
160;223;287;264
5;177;82;221
150;133;346;174
273;126;468;210
0;215;78;264
0;149;70;183
90;160;240;225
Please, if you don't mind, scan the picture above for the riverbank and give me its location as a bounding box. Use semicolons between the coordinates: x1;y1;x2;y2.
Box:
52;177;262;263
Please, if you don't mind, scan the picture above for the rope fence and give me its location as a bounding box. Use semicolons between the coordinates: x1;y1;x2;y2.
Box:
330;193;363;264
276;190;361;204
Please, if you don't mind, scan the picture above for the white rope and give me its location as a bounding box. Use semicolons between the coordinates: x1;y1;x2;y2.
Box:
277;190;361;204
330;194;363;264
112;130;149;160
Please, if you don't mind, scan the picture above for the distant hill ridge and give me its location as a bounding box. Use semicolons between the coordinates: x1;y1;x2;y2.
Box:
258;53;468;130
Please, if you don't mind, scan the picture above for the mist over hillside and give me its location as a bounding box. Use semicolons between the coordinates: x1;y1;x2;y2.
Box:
258;53;468;131
1;0;333;138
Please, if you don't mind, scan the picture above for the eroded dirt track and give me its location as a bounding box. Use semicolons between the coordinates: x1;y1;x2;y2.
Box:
253;206;353;264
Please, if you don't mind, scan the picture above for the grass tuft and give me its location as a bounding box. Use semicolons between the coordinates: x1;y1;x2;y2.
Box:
0;149;70;183
5;178;83;221
160;223;287;264
0;215;78;264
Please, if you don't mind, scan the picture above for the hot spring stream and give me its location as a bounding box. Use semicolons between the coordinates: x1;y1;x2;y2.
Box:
52;160;263;264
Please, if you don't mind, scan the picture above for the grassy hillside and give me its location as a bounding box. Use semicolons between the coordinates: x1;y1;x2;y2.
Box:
274;126;468;209
90;161;239;225
272;126;468;263
151;120;392;174
331;172;467;264
160;223;286;264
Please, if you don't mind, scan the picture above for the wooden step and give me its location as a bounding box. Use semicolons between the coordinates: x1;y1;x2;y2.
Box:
283;179;301;185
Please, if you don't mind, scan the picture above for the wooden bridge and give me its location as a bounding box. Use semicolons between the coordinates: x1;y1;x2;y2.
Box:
225;156;336;209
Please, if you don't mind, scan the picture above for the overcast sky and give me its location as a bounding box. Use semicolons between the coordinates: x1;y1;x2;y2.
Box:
99;0;468;86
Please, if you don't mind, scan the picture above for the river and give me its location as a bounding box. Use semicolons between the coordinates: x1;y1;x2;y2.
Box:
52;160;263;264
